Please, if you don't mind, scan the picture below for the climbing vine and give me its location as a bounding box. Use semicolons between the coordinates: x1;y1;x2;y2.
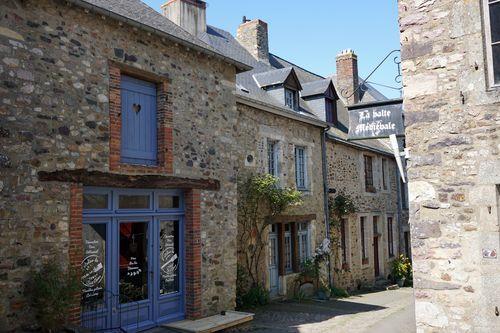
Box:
328;193;356;275
237;174;302;287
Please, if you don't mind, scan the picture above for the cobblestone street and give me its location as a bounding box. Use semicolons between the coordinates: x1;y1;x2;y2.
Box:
230;288;415;333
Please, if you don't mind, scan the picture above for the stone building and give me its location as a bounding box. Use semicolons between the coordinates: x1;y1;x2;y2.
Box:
191;14;330;298
399;0;500;331
187;10;409;294
0;0;251;331
325;51;409;291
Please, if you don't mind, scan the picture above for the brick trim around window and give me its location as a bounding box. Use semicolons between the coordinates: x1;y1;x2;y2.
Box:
69;184;84;325
108;61;173;174
68;186;203;323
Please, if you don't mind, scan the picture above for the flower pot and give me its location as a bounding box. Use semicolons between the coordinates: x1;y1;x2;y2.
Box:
397;278;406;287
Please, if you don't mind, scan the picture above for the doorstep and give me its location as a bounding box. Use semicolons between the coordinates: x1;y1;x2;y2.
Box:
161;311;254;333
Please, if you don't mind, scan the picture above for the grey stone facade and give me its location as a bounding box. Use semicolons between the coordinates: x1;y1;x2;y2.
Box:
235;101;327;297
399;0;500;331
0;0;240;330
326;139;404;291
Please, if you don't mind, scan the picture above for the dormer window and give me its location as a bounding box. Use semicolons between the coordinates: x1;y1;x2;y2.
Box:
285;88;298;111
325;98;338;125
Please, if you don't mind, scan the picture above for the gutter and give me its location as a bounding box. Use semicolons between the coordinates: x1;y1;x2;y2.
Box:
326;133;395;158
321;126;332;287
66;0;252;73
236;95;329;128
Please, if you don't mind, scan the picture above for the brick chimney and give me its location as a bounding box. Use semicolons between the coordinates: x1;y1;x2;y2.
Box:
336;49;359;105
161;0;207;36
236;18;269;64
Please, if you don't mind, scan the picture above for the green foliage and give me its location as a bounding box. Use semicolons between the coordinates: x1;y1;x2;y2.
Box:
299;258;319;279
236;284;270;309
238;174;302;286
328;193;356;227
240;174;303;217
391;254;412;281
29;261;80;331
330;286;349;298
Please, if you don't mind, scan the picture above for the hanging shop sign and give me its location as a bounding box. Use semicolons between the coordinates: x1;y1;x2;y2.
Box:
347;98;404;140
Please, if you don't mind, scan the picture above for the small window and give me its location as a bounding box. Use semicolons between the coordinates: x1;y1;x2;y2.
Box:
340;218;348;267
387;217;394;258
284;223;293;273
158;195;180;209
364;155;375;193
118;194;150;209
360;216;368;262
267;140;279;178
83;193;109;210
285;88;298;111
295;147;307;190
382;158;388;191
484;0;500;86
325;98;338;125
298;222;310;263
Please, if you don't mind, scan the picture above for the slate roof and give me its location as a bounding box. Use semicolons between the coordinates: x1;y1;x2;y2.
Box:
253;67;295;88
69;0;251;72
301;79;334;98
199;23;395;155
71;0;394;155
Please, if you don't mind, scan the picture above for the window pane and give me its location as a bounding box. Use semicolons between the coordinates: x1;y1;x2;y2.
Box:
83;193;109;210
119;222;148;303
493;44;500;84
284;231;292;272
268;141;276;176
158;195;180;209
159;221;180;295
490;3;500;43
82;224;106;309
119;195;150;209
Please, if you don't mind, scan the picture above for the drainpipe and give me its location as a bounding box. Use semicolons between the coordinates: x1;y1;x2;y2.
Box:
321;125;332;287
396;167;403;256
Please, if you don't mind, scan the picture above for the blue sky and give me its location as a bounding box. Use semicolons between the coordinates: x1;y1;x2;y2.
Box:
144;1;402;98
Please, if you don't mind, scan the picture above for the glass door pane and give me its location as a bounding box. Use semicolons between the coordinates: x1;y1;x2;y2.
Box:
159;221;180;295
119;222;149;303
82;224;107;308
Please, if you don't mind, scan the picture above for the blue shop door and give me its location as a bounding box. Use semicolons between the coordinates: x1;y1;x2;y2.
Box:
81;189;185;332
114;218;155;331
120;76;157;166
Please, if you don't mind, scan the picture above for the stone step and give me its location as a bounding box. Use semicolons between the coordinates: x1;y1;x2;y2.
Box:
162;311;254;333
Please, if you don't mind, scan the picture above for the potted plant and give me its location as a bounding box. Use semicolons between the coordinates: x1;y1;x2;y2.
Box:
391;255;411;287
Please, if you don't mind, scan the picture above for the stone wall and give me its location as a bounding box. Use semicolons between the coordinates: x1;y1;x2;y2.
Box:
235;102;326;296
0;0;239;330
326;140;403;290
399;0;500;331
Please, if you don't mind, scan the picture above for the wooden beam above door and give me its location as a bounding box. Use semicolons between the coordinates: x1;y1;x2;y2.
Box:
38;169;220;191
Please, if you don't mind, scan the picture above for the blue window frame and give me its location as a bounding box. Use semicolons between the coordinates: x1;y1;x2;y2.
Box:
120;75;158;166
81;187;185;331
295;146;307;190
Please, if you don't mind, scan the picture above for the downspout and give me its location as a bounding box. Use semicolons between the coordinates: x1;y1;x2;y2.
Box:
321;125;332;287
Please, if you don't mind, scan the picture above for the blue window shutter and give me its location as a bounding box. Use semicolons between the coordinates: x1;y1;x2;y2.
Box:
120;75;157;165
